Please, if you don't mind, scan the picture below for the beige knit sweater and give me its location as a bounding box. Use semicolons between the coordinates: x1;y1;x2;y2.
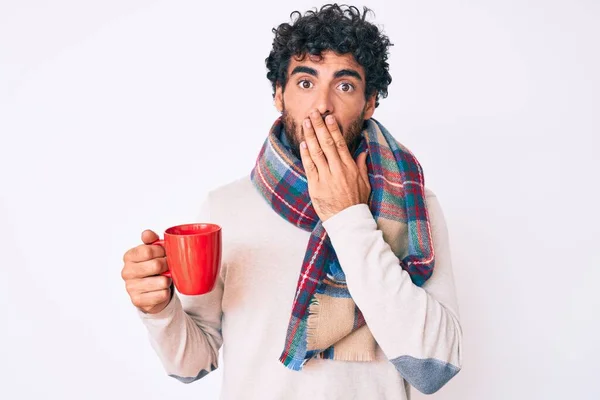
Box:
137;175;462;399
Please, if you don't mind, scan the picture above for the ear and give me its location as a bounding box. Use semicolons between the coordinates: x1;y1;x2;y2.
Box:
363;93;376;120
274;83;284;113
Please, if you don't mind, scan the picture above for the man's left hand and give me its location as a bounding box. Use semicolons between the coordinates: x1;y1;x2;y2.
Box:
299;109;371;223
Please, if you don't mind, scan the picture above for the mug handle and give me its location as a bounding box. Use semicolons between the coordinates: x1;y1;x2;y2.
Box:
150;239;171;278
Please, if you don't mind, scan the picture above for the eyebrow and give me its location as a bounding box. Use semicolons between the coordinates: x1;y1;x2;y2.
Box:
290;66;363;81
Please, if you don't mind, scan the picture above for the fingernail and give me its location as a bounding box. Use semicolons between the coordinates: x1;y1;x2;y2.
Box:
303;119;310;128
301;141;307;149
326;115;334;124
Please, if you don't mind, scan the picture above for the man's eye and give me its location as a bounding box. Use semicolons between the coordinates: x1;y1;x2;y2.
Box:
298;80;313;89
339;82;355;92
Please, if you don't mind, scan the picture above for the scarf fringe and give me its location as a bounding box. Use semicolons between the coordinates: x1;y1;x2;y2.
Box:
327;351;377;362
305;295;321;351
280;350;377;371
279;354;308;371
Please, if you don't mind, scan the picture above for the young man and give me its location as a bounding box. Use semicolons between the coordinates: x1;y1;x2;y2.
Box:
121;4;462;399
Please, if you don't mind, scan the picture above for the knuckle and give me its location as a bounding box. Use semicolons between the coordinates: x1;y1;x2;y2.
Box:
149;258;162;275
120;265;129;280
156;289;170;303
158;258;168;273
314;149;325;158
335;139;346;149
127;262;143;278
122;263;139;280
141;246;154;260
324;138;335;147
140;277;155;292
131;294;142;306
129;247;140;261
157;275;170;289
159;258;168;272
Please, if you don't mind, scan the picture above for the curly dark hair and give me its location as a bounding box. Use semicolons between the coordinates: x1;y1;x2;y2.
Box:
265;3;393;108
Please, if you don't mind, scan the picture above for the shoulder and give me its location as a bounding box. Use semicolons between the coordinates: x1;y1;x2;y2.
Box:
200;174;269;221
424;187;440;213
424;186;437;200
422;187;449;234
207;174;253;200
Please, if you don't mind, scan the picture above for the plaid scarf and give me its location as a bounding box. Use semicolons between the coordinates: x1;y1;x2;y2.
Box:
250;116;435;371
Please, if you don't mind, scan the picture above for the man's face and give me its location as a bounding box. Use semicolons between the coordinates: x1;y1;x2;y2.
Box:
275;51;376;159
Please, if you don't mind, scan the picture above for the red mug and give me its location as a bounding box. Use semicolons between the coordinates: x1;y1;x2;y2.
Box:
151;223;222;295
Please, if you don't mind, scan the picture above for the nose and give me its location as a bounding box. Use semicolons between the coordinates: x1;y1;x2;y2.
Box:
313;86;334;117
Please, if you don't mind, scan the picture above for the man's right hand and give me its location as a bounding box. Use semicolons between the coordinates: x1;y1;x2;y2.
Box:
121;230;173;314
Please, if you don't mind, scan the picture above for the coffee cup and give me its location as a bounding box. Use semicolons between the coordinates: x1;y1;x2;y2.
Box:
151;223;222;295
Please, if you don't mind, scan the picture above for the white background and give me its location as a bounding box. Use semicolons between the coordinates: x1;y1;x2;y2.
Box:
1;0;598;399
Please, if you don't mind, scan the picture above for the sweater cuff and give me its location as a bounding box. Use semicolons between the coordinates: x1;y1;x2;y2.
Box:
137;291;181;321
322;203;376;235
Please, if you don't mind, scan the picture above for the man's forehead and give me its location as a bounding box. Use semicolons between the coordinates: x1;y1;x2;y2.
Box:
288;51;364;77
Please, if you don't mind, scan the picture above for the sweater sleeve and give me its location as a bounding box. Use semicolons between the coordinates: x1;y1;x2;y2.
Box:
137;196;223;384
322;190;462;394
